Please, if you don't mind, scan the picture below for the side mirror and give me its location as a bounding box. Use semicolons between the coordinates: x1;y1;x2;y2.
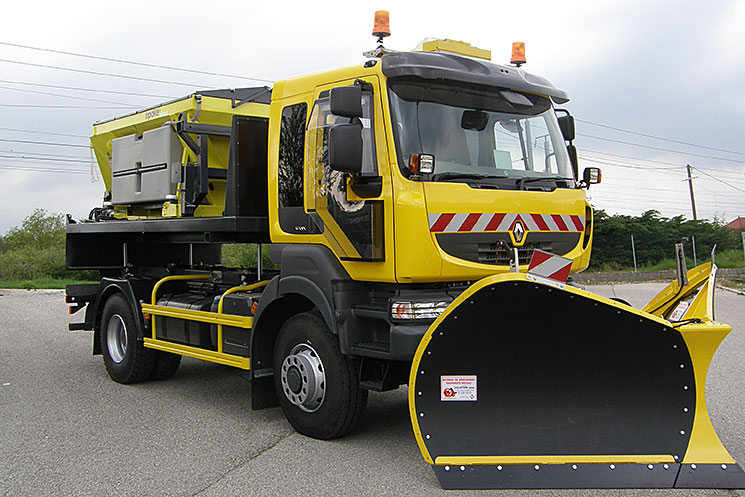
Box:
582;167;602;188
557;112;575;142
329;122;363;173
330;86;362;118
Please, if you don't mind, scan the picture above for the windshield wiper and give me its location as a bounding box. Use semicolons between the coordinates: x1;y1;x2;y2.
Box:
432;172;500;182
516;176;571;190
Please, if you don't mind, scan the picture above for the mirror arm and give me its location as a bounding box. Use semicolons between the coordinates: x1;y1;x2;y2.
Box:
350;175;383;198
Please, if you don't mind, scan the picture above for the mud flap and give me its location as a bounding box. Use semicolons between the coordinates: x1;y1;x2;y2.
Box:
409;273;745;489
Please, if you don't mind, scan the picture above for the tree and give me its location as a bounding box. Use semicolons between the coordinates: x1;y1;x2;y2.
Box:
589;209;738;270
1;208;65;251
0;209;89;280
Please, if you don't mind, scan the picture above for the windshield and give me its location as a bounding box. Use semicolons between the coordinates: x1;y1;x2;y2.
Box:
388;77;574;189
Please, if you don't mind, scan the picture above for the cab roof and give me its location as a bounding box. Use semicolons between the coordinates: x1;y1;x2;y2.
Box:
381;50;569;104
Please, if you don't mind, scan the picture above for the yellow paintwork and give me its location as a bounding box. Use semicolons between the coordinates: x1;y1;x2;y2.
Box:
268;61;591;284
142;303;253;329
409;269;735;467
435;455;675;465
142;276;269;369
678;320;735;464
416;39;492;60
574;204;593;272
215;281;269;353
419;183;589;282
269;67;397;283
642;262;712;318
654;264;734;464
161;202;178;217
144;338;251;370
150;274;211;307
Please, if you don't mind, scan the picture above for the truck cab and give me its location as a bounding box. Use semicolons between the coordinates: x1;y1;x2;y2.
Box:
268;43;593;287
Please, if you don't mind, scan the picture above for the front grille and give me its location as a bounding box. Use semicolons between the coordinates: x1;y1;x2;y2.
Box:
435;232;581;267
477;242;552;265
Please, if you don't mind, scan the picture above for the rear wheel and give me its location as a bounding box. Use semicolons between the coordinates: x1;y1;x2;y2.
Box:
273;312;367;439
100;294;155;384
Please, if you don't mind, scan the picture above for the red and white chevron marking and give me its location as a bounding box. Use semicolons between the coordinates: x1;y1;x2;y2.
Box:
428;212;585;233
527;250;573;283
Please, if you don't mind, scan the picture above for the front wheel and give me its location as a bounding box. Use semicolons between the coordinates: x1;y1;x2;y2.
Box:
149;351;182;380
100;294;155;384
273;312;367;439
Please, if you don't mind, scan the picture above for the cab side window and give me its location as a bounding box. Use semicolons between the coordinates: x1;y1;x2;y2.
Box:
278;102;319;234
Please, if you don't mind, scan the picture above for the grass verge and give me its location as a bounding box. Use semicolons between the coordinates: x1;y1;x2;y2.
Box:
588;249;745;273
0;278;96;290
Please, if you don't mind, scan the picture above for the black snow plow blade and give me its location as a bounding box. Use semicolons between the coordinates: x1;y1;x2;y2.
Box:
409;271;745;489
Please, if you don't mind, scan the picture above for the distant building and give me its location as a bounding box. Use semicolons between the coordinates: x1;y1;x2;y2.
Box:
725;216;745;231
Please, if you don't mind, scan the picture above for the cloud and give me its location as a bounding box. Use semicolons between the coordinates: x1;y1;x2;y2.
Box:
0;0;743;234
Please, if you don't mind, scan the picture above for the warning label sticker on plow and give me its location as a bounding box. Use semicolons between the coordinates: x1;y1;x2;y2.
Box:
441;375;477;401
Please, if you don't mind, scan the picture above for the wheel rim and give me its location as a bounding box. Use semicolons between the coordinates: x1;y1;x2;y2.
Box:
280;343;326;412
106;314;127;364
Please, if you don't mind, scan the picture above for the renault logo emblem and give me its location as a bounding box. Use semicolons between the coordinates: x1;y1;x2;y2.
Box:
512;221;525;244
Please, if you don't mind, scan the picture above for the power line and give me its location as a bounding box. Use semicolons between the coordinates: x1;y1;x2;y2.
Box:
0;157;89;167
0;79;175;99
690;164;745;176
582;147;744;177
590;195;693;207
0;154;89;164
578;133;745;164
589;197;742;208
603;175;684;183
0;84;139;106
599;183;744;203
693;167;745;194
0;164;89;175
0;40;274;84
696;182;745;197
599;184;684;194
579;155;683;173
0;138;90;148
590;194;744;209
590;193;741;209
0;104;133;109
0;149;88;159
591;187;744;205
582;148;683;167
0;57;212;88
0;126;87;139
577;119;745;157
0;150;88;160
608;179;745;195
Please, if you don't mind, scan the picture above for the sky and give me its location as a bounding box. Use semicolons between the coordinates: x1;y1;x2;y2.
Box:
1;0;744;235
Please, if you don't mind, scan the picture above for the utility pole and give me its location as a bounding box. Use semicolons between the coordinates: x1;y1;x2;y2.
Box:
686;164;697;220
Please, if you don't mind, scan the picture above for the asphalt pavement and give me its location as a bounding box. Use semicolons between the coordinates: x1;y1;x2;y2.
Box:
0;283;743;497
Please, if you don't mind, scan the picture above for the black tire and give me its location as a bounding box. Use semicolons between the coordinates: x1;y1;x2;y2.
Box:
100;293;155;384
273;312;367;439
149;351;182;380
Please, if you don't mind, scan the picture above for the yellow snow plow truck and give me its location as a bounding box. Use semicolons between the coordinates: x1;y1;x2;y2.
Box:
65;16;744;490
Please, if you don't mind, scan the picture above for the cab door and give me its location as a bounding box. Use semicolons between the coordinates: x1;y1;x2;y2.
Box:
305;77;393;275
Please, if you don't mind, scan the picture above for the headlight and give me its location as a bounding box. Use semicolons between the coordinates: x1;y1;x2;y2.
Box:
390;300;451;320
